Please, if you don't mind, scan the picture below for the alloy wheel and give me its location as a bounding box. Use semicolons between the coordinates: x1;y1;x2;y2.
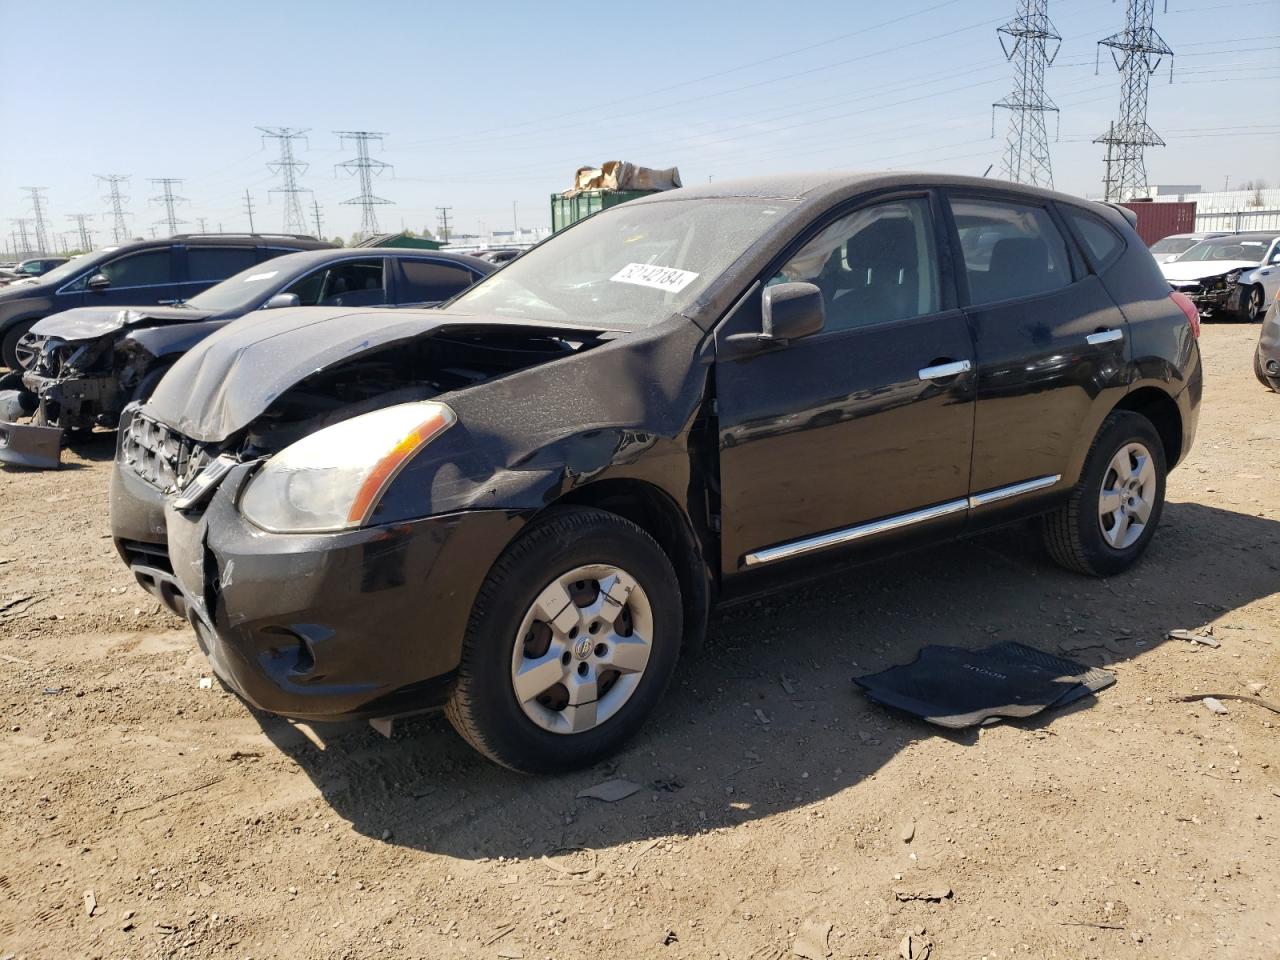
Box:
1246;287;1264;322
510;563;653;735
1098;441;1156;550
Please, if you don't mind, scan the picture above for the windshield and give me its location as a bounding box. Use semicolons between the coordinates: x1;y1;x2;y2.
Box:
186;261;291;312
450;198;789;327
1150;236;1198;255
1176;236;1274;263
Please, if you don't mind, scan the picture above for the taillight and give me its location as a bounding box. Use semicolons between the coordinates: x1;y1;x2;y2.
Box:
1170;290;1200;339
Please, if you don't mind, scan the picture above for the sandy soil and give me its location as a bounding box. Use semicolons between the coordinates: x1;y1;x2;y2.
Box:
1;323;1277;960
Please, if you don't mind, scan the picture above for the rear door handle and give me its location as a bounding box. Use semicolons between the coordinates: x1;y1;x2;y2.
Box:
1086;329;1123;345
918;359;972;381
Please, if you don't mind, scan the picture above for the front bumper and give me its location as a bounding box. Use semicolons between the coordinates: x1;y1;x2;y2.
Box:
0;418;62;468
1168;280;1234;315
110;458;526;721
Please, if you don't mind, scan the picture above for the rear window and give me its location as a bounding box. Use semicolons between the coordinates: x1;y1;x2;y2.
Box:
187;246;258;281
1063;209;1124;269
398;259;476;303
950;197;1072;305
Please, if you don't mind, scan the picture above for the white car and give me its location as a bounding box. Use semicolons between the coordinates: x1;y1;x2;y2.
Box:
1149;231;1228;264
1160;232;1280;321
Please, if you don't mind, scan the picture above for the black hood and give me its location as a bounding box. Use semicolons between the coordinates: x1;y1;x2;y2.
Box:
29;305;215;342
144;305;609;443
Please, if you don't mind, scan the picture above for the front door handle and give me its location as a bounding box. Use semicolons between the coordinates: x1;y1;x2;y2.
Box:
918;359;972;381
1086;328;1123;345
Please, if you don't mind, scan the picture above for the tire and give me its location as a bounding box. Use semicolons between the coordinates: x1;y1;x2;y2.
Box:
1257;347;1280;392
445;506;682;774
1;319;39;370
1241;285;1266;323
1041;411;1167;577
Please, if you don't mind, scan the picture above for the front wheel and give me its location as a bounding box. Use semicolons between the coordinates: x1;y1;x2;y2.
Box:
445;507;682;773
1041;411;1167;577
1241;285;1266;323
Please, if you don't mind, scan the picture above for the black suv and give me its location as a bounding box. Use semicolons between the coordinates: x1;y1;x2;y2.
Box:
0;234;331;369
110;173;1202;773
0;249;493;466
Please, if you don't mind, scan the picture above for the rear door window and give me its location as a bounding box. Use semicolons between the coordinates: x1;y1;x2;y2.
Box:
187;246;258;282
1062;208;1124;269
949;197;1073;305
99;249;174;288
397;259;478;303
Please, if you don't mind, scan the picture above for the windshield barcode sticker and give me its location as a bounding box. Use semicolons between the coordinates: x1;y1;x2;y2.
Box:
610;262;699;293
243;271;279;283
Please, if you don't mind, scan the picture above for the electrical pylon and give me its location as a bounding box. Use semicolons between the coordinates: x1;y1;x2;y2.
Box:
1094;0;1173;201
22;187;51;254
992;0;1060;188
149;178;189;236
96;174;132;242
11;218;33;258
335;131;393;238
67;213;94;250
258;127;312;235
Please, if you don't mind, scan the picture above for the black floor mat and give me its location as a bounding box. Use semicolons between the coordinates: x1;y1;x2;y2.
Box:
853;641;1116;729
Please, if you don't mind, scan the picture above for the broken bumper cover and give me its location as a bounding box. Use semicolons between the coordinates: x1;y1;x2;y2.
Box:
0;419;62;468
1168;280;1233;315
109;459;525;721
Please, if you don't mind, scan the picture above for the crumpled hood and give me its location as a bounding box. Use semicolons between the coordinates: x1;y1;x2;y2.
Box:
144;305;600;443
1160;259;1259;282
30;305;212;341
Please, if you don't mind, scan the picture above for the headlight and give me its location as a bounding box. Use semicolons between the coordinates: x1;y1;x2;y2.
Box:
239;401;456;533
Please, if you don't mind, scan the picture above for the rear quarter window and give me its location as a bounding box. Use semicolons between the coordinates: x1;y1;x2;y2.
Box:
1062;208;1125;270
187;246;259;281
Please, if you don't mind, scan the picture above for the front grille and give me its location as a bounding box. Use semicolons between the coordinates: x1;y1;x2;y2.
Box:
121;412;208;491
120;538;173;575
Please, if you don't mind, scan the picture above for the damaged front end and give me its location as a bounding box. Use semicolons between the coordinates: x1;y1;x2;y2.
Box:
0;328;163;468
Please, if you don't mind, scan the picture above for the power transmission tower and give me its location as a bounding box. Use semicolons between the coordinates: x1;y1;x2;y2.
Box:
992;0;1060;188
1093;0;1173;201
311;199;324;238
149;178;188;236
97;174;132;242
67;213;94;250
22;187;51;254
243;190;257;232
436;206;453;243
258;127;312;234
334;131;393;238
11;219;33;258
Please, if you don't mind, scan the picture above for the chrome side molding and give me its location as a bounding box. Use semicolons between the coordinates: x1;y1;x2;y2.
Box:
742;474;1062;567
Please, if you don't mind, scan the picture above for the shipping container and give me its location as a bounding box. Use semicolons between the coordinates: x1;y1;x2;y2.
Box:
550;189;656;233
1119;200;1197;246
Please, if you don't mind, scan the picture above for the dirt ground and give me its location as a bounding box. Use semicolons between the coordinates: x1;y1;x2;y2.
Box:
1;323;1277;960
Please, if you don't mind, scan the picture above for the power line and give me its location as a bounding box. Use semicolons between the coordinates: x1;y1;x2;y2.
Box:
149;178;188;236
22;187;51;254
258;126;312;234
96;174;132;243
67;213;94;250
993;0;1061;188
1095;0;1174;200
335;131;393;238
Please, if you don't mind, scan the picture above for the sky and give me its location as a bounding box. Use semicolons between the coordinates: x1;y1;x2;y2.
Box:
0;0;1277;250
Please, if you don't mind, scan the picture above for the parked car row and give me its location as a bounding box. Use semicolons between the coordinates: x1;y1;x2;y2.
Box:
68;172;1200;772
1153;230;1280;322
0;236;493;466
0;256;70;287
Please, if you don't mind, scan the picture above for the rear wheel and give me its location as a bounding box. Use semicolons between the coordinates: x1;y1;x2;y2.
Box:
445;507;682;773
1041;411;1167;576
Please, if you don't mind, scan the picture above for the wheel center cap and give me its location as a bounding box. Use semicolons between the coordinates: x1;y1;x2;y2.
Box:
573;637;593;660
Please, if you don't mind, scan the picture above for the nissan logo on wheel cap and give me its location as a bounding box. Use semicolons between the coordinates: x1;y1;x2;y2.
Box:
574;637;593;660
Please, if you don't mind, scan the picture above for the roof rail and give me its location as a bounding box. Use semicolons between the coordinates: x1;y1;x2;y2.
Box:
168;232;320;241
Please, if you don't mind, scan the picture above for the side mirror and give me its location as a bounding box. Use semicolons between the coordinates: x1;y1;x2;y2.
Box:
86;273;111;291
264;292;301;310
761;281;825;342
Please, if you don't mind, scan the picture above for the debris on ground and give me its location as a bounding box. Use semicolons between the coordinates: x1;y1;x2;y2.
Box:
1176;692;1280;715
855;642;1114;728
198;677;213;689
83;889;96;917
900;820;916;843
1202;697;1230;715
899;932;932;960
576;778;642;802
1168;627;1220;648
792;918;832;959
893;885;953;902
